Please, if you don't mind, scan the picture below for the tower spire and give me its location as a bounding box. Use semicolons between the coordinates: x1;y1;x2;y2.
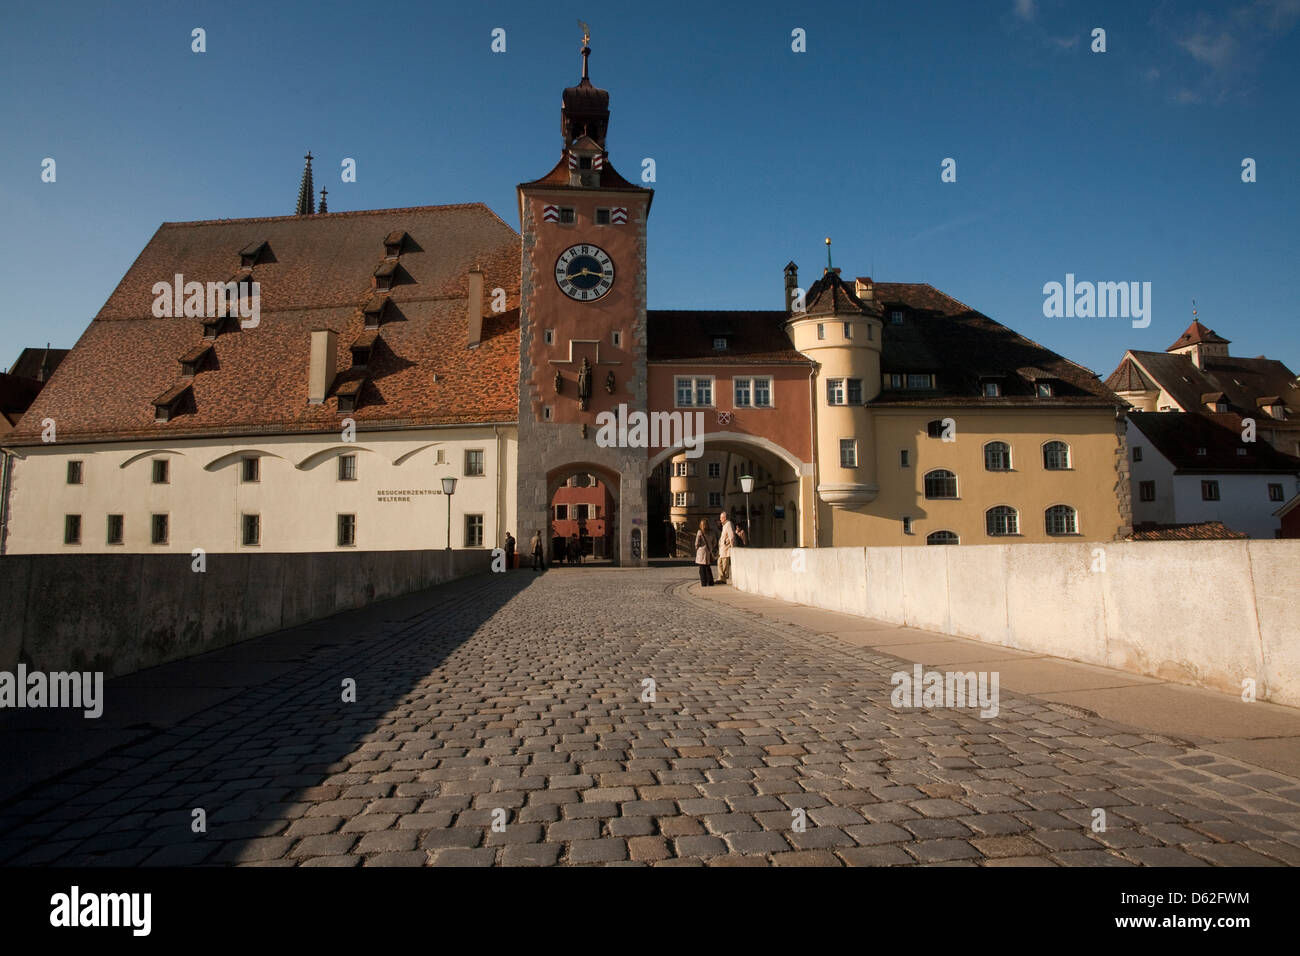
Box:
295;151;315;215
579;20;591;80
825;237;833;273
319;186;328;214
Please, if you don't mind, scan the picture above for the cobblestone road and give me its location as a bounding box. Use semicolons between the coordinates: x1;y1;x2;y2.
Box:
2;567;1298;866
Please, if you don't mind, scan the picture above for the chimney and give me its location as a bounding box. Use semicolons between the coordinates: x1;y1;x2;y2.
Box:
783;261;799;315
308;330;337;404
467;268;484;348
855;277;874;302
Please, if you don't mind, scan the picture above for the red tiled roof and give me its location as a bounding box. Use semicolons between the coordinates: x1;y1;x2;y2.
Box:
6;204;522;445
1105;356;1156;393
1127;411;1300;473
1167;320;1230;351
647;311;810;365
1129;521;1248;541
868;283;1120;407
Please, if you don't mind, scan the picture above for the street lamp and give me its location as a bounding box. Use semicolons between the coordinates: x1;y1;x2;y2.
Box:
441;476;457;550
740;474;754;545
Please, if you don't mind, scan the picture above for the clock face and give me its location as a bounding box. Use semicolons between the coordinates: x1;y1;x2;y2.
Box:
555;244;615;301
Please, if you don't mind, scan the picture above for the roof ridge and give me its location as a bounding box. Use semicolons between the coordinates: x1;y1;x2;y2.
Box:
158;202;519;231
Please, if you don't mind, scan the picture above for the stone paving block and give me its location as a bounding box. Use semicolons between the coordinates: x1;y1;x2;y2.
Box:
567;839;628;863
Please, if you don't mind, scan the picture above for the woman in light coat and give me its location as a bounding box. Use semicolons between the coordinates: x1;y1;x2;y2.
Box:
694;518;715;587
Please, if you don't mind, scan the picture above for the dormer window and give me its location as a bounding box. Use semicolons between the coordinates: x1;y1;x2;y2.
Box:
1036;382;1053;398
383;230;408;258
373;260;398;291
239;240;268;269
351;330;378;369
1196;447;1207;456
179;345;213;378
983;381;1001;398
579;156;593;169
152;383;191;422
713;337;728;351
890;310;904;325
336;378;365;413
362;295;388;329
201;316;231;340
1258;397;1285;420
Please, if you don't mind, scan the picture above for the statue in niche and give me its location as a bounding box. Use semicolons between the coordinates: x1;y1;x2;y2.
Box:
577;356;592;411
605;370;615;394
554;370;563;394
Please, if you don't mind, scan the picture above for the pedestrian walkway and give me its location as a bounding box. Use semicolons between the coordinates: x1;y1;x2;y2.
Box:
0;567;1296;866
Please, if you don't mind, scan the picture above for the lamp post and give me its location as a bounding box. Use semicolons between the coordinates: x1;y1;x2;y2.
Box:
442;476;457;551
740;474;754;545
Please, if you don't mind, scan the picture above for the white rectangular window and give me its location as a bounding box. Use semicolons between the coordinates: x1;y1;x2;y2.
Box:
67;461;83;484
106;514;124;545
707;462;721;478
847;379;863;404
983;382;1001;397
675;376;713;407
827;379;845;405
242;513;260;546
241;456;259;483
337;514;356;546
673;491;688;508
465;449;485;476
464;514;484;547
575;503;590;520
734;378;751;408
151;513;169;545
817;324;825;340
64;514;81;545
902;516;913;535
152;459;169;484
544;329;555;345
840;439;857;468
843;322;852;339
338;454;357;481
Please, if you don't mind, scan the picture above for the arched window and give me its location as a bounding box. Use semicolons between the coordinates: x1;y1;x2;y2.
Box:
1043;441;1071;470
1045;504;1078;535
926;530;959;546
923;469;957;499
926;419;946;438
984;441;1012;471
986;506;1019;536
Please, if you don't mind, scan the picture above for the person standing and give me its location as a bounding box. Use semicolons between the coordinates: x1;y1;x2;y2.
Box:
717;511;736;584
530;530;545;571
504;531;516;570
666;523;677;558
694;518;715;587
556;534;567;566
569;533;579;565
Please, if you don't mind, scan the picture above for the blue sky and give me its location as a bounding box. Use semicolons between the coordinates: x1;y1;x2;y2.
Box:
2;0;1297;378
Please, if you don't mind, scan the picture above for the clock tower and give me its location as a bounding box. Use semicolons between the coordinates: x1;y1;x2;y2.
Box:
515;31;654;564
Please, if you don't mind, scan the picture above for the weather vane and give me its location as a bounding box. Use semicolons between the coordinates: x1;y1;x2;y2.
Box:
579;20;590;46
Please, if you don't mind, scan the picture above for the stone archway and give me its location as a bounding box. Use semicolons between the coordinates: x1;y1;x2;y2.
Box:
646;433;811;551
546;462;621;565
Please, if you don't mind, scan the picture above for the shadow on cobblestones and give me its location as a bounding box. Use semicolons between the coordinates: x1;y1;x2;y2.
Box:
0;570;534;866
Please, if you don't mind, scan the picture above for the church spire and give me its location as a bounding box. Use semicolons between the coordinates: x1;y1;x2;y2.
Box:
295;151;315;215
319;186;328;214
